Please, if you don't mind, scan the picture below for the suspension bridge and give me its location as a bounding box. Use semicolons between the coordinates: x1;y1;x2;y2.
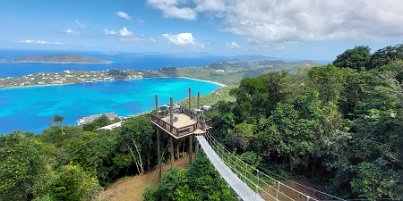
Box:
152;88;345;201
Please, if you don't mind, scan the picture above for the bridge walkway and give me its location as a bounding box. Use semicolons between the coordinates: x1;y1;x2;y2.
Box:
196;135;264;201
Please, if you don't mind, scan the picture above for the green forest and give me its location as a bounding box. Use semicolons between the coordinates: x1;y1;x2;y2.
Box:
0;44;402;201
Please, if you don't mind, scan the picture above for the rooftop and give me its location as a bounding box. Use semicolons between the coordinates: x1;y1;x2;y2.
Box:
77;112;120;126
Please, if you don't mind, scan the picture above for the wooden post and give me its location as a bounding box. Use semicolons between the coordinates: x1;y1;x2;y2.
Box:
155;95;161;181
170;137;174;169
189;135;193;164
188;88;192;110
170;97;174;126
197;92;200;109
166;97;174;169
195;137;199;156
175;140;180;159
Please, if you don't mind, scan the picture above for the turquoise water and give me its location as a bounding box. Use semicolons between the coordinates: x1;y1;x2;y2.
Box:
0;78;222;134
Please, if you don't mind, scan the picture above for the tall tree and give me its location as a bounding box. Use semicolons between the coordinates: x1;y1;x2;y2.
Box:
333;46;371;70
52;114;64;134
119;115;155;174
368;44;403;69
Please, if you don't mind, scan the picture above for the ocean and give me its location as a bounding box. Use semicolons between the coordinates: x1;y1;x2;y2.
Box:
0;77;222;134
0;49;226;78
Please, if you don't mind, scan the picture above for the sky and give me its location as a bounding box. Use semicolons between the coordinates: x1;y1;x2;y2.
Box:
0;0;402;61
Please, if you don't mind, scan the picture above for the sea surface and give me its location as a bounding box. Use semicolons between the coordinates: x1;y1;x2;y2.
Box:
0;49;226;78
0;78;222;134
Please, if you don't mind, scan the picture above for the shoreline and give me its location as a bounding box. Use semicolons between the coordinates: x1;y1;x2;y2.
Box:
0;76;226;90
176;77;226;87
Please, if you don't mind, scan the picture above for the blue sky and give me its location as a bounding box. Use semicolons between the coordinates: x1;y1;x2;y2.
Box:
0;0;402;60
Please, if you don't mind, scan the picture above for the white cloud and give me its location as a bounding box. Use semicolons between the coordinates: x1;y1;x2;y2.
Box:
104;27;133;37
147;0;197;20
120;36;157;43
75;20;86;29
148;0;403;43
104;27;155;43
65;29;74;34
119;27;133;37
162;32;199;46
64;29;79;36
226;41;240;48
104;29;117;36
117;11;132;20
14;39;63;45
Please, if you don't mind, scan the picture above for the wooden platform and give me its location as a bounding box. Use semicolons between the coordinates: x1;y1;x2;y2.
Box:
151;107;211;139
162;114;195;128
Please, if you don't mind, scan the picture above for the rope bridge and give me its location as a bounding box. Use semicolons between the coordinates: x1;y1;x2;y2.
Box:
196;133;345;201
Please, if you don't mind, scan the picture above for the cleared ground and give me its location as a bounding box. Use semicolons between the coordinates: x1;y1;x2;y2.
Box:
94;156;191;201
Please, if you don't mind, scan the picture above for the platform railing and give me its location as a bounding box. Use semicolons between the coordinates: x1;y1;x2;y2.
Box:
151;107;212;137
151;113;198;137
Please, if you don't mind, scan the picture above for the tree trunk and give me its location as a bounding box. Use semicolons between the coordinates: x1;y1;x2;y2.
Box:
131;139;144;173
176;140;180;159
126;144;141;174
147;156;150;171
61;120;64;133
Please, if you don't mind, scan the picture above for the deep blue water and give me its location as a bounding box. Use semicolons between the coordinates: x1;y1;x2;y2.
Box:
0;78;221;134
0;49;226;78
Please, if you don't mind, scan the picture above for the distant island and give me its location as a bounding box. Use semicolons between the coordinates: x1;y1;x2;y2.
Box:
2;53;111;64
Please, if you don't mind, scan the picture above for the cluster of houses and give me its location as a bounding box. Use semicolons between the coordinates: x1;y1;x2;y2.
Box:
0;70;144;88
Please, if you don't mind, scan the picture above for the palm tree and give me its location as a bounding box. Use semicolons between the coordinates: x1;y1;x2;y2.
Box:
53;114;64;134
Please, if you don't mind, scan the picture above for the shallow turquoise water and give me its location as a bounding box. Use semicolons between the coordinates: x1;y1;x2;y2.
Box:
0;78;221;134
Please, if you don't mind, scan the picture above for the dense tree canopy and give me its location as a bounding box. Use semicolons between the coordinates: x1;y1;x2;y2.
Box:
143;154;237;201
0;132;53;200
209;47;402;199
368;44;403;69
48;164;102;201
333;46;371;70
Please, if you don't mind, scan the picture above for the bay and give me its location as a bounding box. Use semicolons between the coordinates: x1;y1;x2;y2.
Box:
0;77;222;134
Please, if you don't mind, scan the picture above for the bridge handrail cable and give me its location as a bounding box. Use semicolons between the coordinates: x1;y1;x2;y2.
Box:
205;132;345;201
206;133;296;201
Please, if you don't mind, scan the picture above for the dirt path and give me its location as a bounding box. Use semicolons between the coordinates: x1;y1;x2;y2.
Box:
94;156;191;201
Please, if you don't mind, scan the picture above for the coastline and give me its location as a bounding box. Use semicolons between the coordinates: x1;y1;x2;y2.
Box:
0;76;226;90
176;77;226;87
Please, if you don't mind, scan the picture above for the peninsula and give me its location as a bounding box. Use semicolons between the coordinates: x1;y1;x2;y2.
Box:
0;60;318;88
2;53;111;64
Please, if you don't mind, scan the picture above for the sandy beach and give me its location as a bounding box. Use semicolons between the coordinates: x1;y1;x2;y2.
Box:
0;76;226;89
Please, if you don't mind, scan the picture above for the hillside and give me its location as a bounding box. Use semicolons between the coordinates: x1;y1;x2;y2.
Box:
4;53;111;64
94;156;191;201
146;60;319;85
